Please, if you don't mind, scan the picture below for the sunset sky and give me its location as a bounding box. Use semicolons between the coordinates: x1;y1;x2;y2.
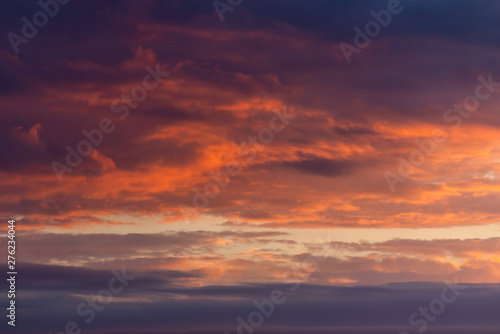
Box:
1;1;500;333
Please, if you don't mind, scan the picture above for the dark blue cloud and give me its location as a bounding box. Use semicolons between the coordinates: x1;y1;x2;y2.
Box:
3;278;500;333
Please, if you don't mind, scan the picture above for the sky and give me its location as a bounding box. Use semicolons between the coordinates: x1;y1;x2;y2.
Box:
0;0;500;333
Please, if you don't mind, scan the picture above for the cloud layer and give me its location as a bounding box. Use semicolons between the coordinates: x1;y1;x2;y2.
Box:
1;0;500;333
